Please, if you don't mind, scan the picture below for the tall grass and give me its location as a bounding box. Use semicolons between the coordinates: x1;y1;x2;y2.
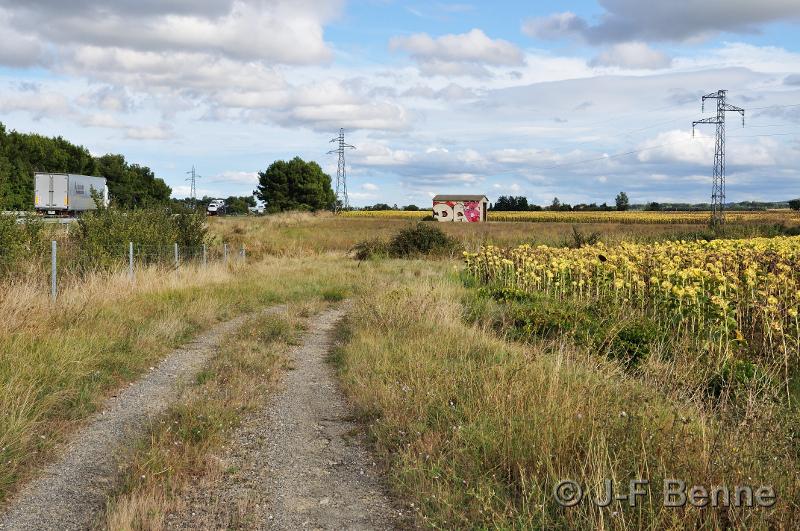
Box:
0;254;365;504
333;267;795;529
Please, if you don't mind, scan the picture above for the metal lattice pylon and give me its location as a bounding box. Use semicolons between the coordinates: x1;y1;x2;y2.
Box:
327;128;355;214
692;90;744;227
186;166;201;210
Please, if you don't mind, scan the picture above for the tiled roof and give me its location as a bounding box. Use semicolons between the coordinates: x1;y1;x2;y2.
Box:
432;195;488;201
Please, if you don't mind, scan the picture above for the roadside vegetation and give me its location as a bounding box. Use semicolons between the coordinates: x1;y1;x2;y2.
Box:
333;263;795;529
0;250;364;505
2;212;799;529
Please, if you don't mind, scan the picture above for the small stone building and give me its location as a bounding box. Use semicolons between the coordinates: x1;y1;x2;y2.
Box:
432;195;488;222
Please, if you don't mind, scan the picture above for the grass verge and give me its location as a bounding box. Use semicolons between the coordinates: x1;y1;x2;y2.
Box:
0;255;363;504
332;265;794;529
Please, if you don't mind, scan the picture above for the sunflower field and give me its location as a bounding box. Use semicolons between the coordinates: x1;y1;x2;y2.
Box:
464;236;800;371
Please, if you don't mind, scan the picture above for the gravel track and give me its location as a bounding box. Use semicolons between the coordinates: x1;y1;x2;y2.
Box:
260;308;401;530
163;308;405;530
1;306;407;530
0;307;284;531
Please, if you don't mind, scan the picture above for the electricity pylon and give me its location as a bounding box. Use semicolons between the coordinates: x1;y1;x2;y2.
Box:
186;166;200;210
327;128;355;214
692;90;744;227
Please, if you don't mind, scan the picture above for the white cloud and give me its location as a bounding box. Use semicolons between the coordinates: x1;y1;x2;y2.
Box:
125;123;175;140
210;171;259;184
362;183;379;191
62;48;287;93
401;83;477;100
75;86;132;112
171;185;221;198
389;29;524;78
636;130;712;164
0;92;71;119
522;12;587;43
3;0;338;66
80;113;126;128
216;79;412;131
492;183;524;194
589;42;672;70
352;142;488;187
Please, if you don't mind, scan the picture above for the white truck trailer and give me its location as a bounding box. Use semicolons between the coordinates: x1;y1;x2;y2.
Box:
34;172;109;215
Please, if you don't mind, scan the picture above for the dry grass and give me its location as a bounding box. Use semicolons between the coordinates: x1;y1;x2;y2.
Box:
206;214;735;258
332;266;795;529
0;254;365;505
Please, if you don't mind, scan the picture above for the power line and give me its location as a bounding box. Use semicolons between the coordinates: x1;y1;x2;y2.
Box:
692;90;745;226
327;129;355;214
186;166;200;209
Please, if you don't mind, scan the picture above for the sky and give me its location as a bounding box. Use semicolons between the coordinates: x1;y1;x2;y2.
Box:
0;0;799;207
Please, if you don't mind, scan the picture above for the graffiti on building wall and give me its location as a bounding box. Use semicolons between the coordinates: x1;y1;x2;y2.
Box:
433;200;482;222
463;201;481;222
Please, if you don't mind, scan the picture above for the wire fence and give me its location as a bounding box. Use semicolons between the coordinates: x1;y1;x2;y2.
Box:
0;242;246;300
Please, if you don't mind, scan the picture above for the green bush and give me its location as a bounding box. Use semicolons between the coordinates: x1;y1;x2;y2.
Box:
707;359;763;398
352;222;460;260
387;222;459;258
352;237;389;260
596;316;658;368
70;200;212;256
0;214;48;275
0;213;47;255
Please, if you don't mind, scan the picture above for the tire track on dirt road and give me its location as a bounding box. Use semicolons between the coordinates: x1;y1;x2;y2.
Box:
0;307;285;531
257;308;402;530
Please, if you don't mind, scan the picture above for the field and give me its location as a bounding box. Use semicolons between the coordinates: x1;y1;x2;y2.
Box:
1;211;798;529
343;208;800;225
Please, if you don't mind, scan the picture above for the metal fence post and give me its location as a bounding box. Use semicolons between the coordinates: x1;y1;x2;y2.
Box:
174;243;178;280
242;243;246;265
129;242;133;283
224;243;227;267
203;245;207;271
51;241;57;301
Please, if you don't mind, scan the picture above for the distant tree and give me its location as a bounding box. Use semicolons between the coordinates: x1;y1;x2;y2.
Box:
550;197;561;210
96;154;171;208
615;191;630;211
254;157;335;212
364;203;392;211
225;196;251;215
403;204;420;211
493;196;511;211
789;199;800;211
492;195;530;211
645;201;661;211
0;121;98;210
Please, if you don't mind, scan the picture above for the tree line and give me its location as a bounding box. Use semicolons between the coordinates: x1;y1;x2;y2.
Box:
490;192;633;212
174;195;258;215
490;194;800;212
0;121;171;210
